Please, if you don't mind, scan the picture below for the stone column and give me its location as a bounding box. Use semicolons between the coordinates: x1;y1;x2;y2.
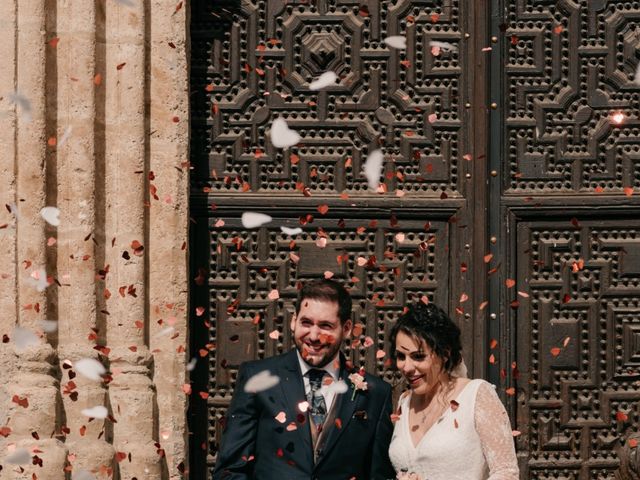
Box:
148;0;190;478
0;0;19;467
104;0;163;478
1;0;68;478
56;0;115;476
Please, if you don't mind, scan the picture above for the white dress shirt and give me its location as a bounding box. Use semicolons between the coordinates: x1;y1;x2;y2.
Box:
296;350;340;413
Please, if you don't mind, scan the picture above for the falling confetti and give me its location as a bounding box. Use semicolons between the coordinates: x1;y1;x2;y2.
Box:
363;150;384;190
309;71;338;90
27;267;50;292
244;370;280;393
73;470;97;480
12;326;40;352
270;118;301;149
186;357;197;371
611;112;626;125
113;0;136;6
7;92;32;122
280;226;302;236
384;36;407;50
320;379;348;397
58;125;73;148
40;206;61;226
4;448;31;465
274;411;287;423
81;405;108;419
241;212;272;229
74;358;106;381
428;40;457;52
38;319;58;333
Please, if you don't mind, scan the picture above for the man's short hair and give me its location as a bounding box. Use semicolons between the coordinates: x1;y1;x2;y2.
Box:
295;279;352;324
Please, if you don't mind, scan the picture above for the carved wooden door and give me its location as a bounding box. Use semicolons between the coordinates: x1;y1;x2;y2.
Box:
189;0;640;478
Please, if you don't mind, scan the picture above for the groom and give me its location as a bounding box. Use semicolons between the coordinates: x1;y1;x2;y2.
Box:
213;279;395;480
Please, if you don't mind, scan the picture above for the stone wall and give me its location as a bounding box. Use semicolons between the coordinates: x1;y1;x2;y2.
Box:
0;1;190;478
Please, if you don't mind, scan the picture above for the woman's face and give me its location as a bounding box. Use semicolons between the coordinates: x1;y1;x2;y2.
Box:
395;330;444;395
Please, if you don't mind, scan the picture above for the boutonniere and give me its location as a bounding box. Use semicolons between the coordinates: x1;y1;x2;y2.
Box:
348;368;368;400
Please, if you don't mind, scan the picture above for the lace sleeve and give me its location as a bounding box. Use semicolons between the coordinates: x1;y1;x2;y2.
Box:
474;381;519;480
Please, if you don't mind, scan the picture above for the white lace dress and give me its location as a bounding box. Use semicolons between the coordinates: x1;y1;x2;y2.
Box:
388;379;519;480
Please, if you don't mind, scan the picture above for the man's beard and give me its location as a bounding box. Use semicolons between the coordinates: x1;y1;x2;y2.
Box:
295;339;341;368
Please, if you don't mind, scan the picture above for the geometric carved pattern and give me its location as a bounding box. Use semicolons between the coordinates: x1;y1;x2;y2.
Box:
191;0;468;197
504;2;640;193
196;215;449;465
516;220;640;477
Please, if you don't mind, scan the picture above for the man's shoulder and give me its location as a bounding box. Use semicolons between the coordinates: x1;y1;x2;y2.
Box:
239;350;294;372
362;371;392;395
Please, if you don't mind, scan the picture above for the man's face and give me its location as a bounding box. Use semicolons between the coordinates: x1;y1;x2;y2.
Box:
290;298;352;368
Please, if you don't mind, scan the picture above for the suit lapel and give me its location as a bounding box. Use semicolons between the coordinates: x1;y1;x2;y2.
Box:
278;350;313;458
314;363;360;466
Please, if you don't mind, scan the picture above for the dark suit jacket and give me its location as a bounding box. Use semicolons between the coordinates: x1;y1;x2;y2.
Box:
213;349;395;480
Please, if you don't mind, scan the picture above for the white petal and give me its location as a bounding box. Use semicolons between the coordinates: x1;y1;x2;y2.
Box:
153;326;175;338
38;319;59;333
73;470;97;480
384;36;407;50
280;226;302;236
81;405;108;419
12;326;40;352
270;118;301;149
7;92;32;123
114;0;135;5
40;206;60;226
320;379;348;396
74;358;106;381
58;126;73;148
5;448;31;465
244;370;280;393
186;358;197;371
363;150;384;190
309;71;338;90
26;267;49;292
241;212;272;229
428;40;457;52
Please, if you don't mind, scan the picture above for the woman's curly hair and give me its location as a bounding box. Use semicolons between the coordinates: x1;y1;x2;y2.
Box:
389;302;462;374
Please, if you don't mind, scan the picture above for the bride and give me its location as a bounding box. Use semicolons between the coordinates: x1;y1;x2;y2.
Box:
388;303;519;480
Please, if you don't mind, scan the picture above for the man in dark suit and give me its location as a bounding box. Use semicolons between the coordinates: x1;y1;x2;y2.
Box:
213;279;395;480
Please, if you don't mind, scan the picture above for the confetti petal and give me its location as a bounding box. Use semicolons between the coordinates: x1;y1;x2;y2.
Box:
270;118;301;149
7;92;32;123
73;470;97;480
241;212;272;229
280;226;302;236
26;267;50;292
186;358;197;371
38;319;59;333
40;206;60;226
384;35;406;49
309;71;338;90
5;448;31;465
428;40;457;52
58;126;73;148
268;329;280;340
321;379;348;396
275;411;287;423
244;370;280;393
81;405;108;419
268;289;280;300
363;150;384;190
12;326;40;352
74;358;106;381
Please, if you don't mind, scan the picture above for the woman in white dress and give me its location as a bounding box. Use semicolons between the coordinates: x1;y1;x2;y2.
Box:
388;303;519;480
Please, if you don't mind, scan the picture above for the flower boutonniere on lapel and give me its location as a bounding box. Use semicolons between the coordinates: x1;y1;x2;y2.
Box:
348;367;368;401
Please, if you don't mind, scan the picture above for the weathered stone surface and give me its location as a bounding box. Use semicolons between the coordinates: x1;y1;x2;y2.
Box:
0;1;189;478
